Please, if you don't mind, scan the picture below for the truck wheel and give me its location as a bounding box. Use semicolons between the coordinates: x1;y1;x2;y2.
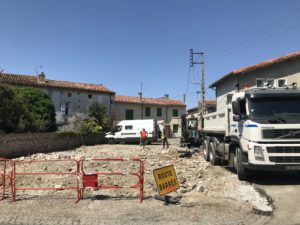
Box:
234;147;248;180
203;140;210;162
209;142;220;165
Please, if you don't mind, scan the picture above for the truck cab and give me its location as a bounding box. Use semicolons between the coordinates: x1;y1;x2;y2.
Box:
230;88;300;177
203;87;300;180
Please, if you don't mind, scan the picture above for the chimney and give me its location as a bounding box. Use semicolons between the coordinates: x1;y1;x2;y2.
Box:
138;92;142;101
37;72;46;83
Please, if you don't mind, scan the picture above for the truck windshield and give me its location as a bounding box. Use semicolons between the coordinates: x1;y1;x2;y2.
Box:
248;97;300;124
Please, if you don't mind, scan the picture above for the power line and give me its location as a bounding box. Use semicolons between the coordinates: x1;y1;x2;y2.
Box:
207;20;300;62
206;8;300;59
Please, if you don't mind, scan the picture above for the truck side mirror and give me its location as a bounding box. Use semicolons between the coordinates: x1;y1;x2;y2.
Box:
233;115;241;121
232;101;241;115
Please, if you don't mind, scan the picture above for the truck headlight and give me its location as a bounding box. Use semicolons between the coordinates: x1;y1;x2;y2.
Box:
254;146;264;161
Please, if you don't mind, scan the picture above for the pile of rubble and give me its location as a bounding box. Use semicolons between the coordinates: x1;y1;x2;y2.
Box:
13;140;272;214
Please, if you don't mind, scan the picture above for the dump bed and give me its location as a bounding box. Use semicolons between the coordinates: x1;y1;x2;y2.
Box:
202;110;229;135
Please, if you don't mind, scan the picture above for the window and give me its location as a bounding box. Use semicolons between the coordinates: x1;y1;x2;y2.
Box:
157;108;162;117
172;109;179;117
173;124;179;134
266;78;275;87
125;109;134;120
239;99;246;115
256;78;265;87
125;125;133;130
88;94;92;99
61;102;71;115
145;107;151;117
67;92;72;97
277;79;286;87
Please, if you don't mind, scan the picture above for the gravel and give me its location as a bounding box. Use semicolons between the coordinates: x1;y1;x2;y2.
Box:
0;138;272;225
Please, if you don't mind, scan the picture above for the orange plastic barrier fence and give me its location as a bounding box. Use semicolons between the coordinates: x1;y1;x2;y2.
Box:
79;157;144;203
3;157;144;204
0;158;9;201
10;159;81;203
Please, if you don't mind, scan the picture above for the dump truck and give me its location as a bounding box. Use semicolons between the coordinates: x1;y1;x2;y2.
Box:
202;86;300;180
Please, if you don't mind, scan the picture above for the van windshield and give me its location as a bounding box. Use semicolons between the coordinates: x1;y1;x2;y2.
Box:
114;126;122;132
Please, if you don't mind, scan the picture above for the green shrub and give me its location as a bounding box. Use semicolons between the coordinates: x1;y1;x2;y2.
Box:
0;85;25;133
88;103;110;131
78;118;102;133
0;84;57;133
16;87;57;132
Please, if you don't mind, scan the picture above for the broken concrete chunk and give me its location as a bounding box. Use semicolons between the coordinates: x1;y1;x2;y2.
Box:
196;182;205;192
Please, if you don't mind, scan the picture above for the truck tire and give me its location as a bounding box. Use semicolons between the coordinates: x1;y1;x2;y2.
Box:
209;141;220;165
203;139;210;162
234;147;248;180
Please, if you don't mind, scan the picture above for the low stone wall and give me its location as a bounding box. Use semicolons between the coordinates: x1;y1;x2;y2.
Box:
0;132;106;158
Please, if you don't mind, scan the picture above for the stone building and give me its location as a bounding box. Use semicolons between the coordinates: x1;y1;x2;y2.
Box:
210;51;300;112
0;72;115;125
115;95;186;137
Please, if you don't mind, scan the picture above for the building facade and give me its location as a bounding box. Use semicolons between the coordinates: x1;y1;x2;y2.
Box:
209;51;300;112
115;95;186;137
0;72;115;124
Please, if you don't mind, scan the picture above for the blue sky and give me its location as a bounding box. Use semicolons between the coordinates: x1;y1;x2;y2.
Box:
1;0;300;109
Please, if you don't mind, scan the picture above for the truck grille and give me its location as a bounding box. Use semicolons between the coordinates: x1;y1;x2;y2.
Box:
269;156;300;163
267;146;300;153
262;129;300;139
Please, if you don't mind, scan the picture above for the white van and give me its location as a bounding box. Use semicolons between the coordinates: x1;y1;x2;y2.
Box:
105;119;157;144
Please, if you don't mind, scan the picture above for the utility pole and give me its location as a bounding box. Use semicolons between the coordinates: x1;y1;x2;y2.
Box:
138;81;143;119
190;49;205;129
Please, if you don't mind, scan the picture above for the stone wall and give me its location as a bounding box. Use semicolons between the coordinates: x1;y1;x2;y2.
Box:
0;132;106;158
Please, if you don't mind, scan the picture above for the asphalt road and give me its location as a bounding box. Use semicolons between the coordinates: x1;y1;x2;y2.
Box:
251;171;300;225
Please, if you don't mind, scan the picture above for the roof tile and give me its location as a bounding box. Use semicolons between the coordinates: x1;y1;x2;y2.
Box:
0;73;115;94
210;50;300;88
115;95;185;107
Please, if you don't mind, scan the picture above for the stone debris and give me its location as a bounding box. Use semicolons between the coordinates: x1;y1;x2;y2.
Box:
13;139;272;214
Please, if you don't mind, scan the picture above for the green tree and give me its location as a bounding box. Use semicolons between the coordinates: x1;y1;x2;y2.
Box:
16;87;57;132
88;102;110;130
0;85;57;133
0;84;25;133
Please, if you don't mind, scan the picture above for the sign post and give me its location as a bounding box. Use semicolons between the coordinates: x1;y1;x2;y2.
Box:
153;165;180;196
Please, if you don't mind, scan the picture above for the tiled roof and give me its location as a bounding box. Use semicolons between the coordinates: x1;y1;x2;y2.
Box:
210;51;300;88
0;73;115;94
187;100;216;113
203;100;216;107
115;95;185;107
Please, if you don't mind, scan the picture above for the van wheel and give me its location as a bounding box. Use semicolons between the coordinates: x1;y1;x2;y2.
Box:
234;147;248;180
203;140;210;162
108;138;115;144
209;142;220;165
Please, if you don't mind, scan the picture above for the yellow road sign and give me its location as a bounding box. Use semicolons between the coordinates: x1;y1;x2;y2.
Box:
153;165;180;196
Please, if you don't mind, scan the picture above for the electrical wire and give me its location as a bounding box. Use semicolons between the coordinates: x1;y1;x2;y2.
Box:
206;7;300;58
207;20;300;62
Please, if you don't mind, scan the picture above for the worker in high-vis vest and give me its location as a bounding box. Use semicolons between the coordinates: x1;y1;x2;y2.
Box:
161;128;169;149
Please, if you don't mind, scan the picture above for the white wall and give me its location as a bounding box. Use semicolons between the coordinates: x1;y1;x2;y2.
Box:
115;102;186;137
42;88;114;124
